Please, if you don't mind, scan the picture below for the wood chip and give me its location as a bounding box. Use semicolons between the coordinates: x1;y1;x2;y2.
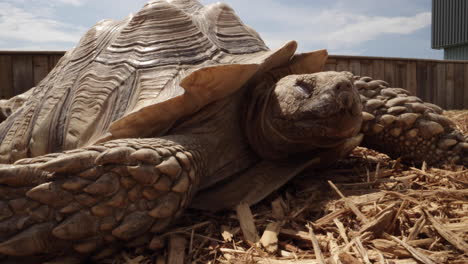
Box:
327;233;341;264
338;252;362;264
307;224;326;264
315;208;349;226
406;215;426;242
359;205;396;235
423;210;468;254
333;218;350;244
220;225;234;242
167;235;186;264
236;202;259;243
389;235;436;264
271;197;286;219
260;222;281;253
328;181;369;224
371;239;411;258
354;236;371;264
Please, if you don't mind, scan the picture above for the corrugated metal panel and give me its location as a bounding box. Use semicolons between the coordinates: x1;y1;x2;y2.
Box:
444;44;468;60
432;0;468;49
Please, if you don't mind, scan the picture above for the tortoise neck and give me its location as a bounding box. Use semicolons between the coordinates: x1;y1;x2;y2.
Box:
244;79;297;160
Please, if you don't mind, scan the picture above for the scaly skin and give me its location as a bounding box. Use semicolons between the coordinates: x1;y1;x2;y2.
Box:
355;76;468;166
0;137;205;259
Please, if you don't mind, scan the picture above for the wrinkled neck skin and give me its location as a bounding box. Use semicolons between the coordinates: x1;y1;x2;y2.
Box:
170;88;258;189
245;71;363;160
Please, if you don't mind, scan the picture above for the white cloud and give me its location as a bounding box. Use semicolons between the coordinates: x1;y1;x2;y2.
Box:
201;0;432;54
321;12;431;49
0;2;85;46
53;0;87;6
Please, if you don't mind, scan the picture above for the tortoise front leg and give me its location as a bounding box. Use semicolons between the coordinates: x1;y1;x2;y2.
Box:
0;137;205;258
355;76;467;166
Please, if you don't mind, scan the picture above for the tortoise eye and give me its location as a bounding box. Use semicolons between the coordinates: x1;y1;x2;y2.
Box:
295;79;314;96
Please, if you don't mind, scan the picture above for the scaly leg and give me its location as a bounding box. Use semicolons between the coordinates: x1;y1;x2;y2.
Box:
0;137;205;258
355;76;467;166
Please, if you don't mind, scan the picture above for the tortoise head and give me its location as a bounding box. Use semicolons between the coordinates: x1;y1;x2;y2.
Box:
245;71;362;160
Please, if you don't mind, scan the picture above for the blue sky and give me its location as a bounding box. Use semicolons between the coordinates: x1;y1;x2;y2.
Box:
0;0;443;59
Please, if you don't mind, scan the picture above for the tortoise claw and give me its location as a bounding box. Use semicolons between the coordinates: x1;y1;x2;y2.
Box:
39;151;100;174
95;147;136;165
0;164;49;187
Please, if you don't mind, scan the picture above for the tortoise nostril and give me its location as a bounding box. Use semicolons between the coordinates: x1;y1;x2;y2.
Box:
335;81;352;92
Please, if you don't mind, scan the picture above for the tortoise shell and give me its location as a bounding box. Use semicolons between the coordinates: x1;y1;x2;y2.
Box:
0;0;327;163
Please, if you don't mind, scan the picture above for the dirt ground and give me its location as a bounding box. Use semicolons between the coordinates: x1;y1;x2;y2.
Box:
98;110;467;264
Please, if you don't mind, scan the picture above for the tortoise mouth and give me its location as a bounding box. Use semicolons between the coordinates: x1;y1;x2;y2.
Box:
295;107;362;138
289;111;362;148
269;108;362;150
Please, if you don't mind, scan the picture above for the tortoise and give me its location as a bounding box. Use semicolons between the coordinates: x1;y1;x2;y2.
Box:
0;0;466;259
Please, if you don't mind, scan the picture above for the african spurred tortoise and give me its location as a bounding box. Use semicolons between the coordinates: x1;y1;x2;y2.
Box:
0;0;466;259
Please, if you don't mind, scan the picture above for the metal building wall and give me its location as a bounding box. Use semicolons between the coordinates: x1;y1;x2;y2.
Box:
432;0;468;49
444;45;468;60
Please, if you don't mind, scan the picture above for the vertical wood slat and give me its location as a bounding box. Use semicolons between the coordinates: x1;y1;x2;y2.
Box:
406;62;417;96
395;61;407;88
416;62;428;102
12;55;34;95
435;63;447;108
324;58;337;71
453;64;465;109
0;55;13;99
426;63;436;103
48;55;63;71
349;60;361;76
33;55;50;86
384;61;395;86
336;59;349;72
445;63;455;109
360;61;373;77
372;60;385;80
465;64;468;110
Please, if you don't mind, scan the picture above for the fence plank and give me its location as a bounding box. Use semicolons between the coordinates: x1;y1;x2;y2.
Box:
12;55;34;95
33;55;50;86
372;60;385;80
426;63;436;103
349;60;361;76
360;61;373;77
48;55;63;71
406;62;417;96
454;64;465;109
445;63;455;109
0;55;13;99
465;64;468;110
435;63;447;108
384;61;395;86
324;63;336;71
416;62;428;102
336;59;349;72
395;61;407;88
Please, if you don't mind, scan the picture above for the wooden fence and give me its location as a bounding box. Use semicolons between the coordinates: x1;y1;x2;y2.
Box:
325;55;468;110
0;51;63;100
0;51;467;109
